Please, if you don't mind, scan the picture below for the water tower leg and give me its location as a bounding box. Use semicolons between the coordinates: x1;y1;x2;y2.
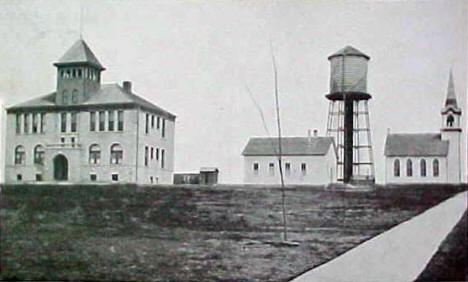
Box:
344;99;354;183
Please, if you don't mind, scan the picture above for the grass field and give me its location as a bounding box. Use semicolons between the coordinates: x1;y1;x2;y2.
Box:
0;184;465;281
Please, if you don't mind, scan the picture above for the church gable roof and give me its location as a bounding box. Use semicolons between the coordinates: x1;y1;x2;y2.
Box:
242;137;335;156
54;39;105;70
384;133;449;157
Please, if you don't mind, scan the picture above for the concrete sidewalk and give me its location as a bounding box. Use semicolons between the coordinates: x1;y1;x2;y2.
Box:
291;191;467;282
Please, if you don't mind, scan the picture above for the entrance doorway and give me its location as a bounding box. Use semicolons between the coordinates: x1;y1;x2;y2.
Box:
53;154;68;181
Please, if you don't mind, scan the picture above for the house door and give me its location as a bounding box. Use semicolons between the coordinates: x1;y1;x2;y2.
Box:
54;154;68;181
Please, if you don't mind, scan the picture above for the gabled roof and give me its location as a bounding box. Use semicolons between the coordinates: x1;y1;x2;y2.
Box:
7;84;176;119
384;133;448;157
54;39;105;70
441;70;461;114
242;137;335;156
328;45;370;60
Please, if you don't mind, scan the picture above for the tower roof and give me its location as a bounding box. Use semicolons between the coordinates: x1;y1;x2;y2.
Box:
54;39;105;70
442;70;461;114
328;45;370;60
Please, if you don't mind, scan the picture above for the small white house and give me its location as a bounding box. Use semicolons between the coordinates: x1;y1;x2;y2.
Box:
242;135;337;185
384;72;462;184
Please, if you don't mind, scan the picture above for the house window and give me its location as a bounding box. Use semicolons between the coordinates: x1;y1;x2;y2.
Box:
108;111;114;131
285;163;291;176
24;113;29;134
156;148;159;160
15;145;25;165
117;111;124;131
162;119;166;138
394;159;400;177
157;116;160;129
36;174;43;181
151;115;155;128
145;113;149;134
89;144;101;164
301;163;307;175
145;146;149;166
112;173;119;181
433;159;439;177
110;144;123;164
99;111;105;131
269;163;274;176
447;115;454;127
406;159;412;177
161;149;165;169
40;113;46;133
90;112;96;131
32;113;38;133
90;174;97;181
63;90;69;104
72;90;78;104
420;159;426;177
34;145;44;165
16;114;21;134
253;163;259;175
61;113;67;132
71;112;77;132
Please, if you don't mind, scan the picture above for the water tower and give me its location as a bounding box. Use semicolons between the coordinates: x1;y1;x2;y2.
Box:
325;46;375;184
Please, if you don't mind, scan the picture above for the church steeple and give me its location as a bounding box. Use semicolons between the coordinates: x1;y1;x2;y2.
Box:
53;39;105;105
441;70;462;131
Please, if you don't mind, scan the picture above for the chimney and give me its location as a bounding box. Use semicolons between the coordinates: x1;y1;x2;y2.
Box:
123;81;132;93
313;129;318;137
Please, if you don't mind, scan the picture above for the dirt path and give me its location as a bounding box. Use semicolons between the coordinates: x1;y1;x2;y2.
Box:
291;191;468;282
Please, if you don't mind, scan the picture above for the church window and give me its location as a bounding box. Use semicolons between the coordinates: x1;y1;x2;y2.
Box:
145;146;149;166
90;174;97;181
420;159;426;177
15;145;25;165
71;112;77;132
99;111;105;131
285;163;291;176
110;144;123;164
145;113;149;134
162;119;166;138
61;70;64;78
156;148;159;160
77;69;82;78
16;114;21;134
72;69;76;78
90;112;96;131
32;113;38;133
433;159;439;177
34;145;44;165
157;116;160;129
108;111;114;131
151;115;155;128
447;115;454;127
89;144;101;164
301;163;307;175
61;113;67;132
151;147;154;159
269;163;275;176
24;113;29;134
66;69;71;78
253;163;259;175
161;149;165;169
406;159;412;177
72;90;78;104
40;113;46;133
62;90;69;105
118;111;124;131
394;159;400;177
112;174;119;181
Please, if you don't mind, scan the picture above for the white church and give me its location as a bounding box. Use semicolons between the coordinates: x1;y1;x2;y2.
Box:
384;72;463;184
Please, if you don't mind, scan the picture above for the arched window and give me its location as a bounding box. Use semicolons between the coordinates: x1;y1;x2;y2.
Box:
447;115;454;127
89;144;101;164
62;90;69;105
110;144;123;164
72;90;78;104
433;159;439;177
393;159;400;177
15;145;25;165
406;159;412;177
420;159;426;177
34;145;44;165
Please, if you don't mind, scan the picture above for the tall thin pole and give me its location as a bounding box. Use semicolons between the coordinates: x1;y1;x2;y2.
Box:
270;41;287;242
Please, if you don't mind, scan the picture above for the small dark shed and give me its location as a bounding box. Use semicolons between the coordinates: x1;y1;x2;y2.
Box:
199;167;219;185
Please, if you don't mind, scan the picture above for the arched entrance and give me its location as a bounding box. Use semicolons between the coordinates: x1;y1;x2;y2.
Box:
53;154;68;181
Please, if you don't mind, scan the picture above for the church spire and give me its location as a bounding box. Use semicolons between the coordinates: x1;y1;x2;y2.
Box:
445;70;458;107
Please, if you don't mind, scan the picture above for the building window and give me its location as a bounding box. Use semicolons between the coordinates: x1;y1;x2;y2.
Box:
433;159;439;177
89;144;101;164
90;112;96;131
63;90;69;104
99;111;105;131
77;69;82;78
151;115;155;129
72;69;76;78
36;174;43;181
72;90;78;104
71;112;77;132
112;173;119;181
406;159;412;177
71;137;75;147
447;115;454;127
285;163;291;176
156;148;159;160
61;113;67;132
34;145;44;165
108;111;114;131
15;145;25;165
17;174;22;181
269;163;274;176
145;146;149;166
394;159;400;177
162;119;166;138
16;114;21;134
24;113;29;134
110;144;123;164
117;111;124;131
301;163;307;175
157;116;160;129
40;113;46;133
90;174;97;181
420;159;426;177
32;113;38;133
151;147;154;160
145;113;149;134
253;163;259;175
161;149;165;169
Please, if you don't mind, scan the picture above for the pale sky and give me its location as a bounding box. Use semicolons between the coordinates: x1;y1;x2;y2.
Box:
0;0;466;183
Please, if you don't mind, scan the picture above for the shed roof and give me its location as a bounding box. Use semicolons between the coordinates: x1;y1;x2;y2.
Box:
384;133;449;157
54;39;105;70
242;137;334;156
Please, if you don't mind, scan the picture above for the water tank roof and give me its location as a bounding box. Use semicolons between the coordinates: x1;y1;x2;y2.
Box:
328;45;370;60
